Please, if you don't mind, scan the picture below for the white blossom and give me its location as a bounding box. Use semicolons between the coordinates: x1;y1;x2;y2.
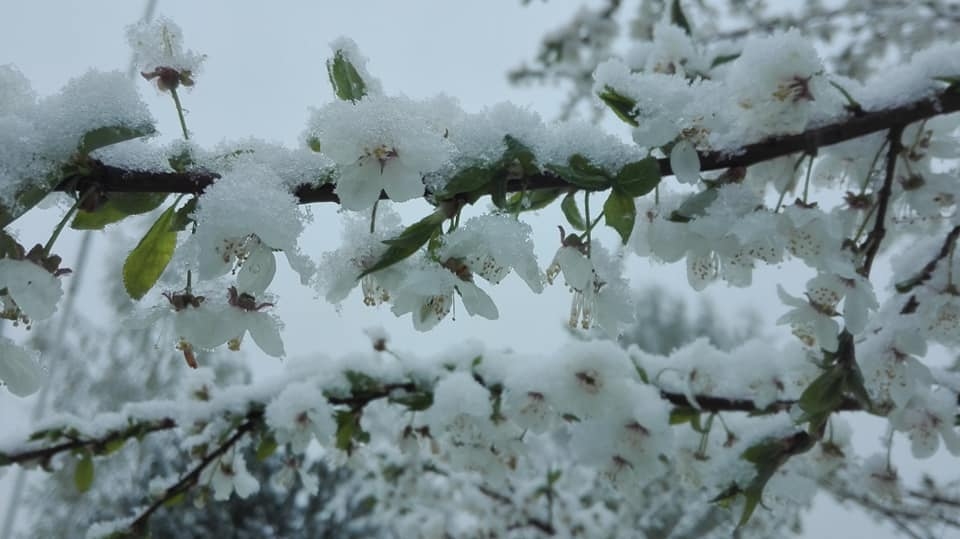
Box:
306;95;455;211
201;453;260;501
390;259;498;331
0;337;44;396
438;214;543;292
0;258;63;321
777;284;840;351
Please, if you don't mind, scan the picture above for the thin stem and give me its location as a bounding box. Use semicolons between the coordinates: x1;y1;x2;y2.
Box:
774;153;808;213
801;152;815;205
43;187;95;257
859;139;889;196
583;191;591;258
369;199;379;234
170;87;190;140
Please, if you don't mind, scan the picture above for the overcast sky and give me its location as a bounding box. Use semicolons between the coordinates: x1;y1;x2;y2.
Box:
1;2;952;538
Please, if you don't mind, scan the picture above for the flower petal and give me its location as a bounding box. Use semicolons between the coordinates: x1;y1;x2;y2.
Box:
0;338;43;397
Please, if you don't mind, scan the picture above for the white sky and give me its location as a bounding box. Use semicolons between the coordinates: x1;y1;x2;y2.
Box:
0;2;953;538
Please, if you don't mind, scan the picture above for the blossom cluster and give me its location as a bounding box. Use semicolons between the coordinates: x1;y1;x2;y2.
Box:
1;13;960;538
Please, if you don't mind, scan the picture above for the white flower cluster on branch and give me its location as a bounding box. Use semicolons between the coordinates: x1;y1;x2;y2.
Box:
1;7;960;538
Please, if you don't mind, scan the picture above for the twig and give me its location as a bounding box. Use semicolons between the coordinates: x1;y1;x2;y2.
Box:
0;418;176;467
858;125;905;277
128;411;262;535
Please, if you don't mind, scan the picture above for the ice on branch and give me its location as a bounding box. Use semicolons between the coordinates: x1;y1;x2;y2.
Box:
306;95;455;211
0;336;44;396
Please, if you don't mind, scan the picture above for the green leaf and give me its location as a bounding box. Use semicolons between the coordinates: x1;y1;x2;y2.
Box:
163;491;187;508
615;157;662;197
502;188;564;213
546;154;612;191
798;367;846;417
0;230;19;259
435;165;493;200
306;136;323;153
501;135;538;176
334;410;370;455
169;197;199;232
360;211;446;277
74;453;95;493
710;53;740;68
670;0;692;35
603;190;636;244
122;202;179;300
560;192;586;230
0;175;64;229
389;391;434;411
99;438;127;456
327;49;367;102
597;86;638;127
255;434;278;461
78;124;155;156
344;370;383;394
668;188;719;222
669;407;700;426
71;193;168;230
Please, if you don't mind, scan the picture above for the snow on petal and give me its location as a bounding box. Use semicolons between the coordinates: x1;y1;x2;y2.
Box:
0;337;44;396
0;258;63;321
669;139;700;185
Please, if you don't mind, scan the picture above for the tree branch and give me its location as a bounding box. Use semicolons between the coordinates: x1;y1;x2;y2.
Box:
56;90;960;204
858;125;905;277
658;390;863;414
0;418;176;467
128;410;262;535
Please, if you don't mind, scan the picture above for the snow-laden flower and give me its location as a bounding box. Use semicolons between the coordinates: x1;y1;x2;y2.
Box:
127;16;204;91
271;458;320;495
669;139;700;185
889;389;960;458
390;259;498;331
777;284;840;351
721;29;831;141
0;258;64;322
192;164;309;287
859;329;933;409
306;95;455;210
266;381;336;454
917;293;960;346
593;59;698;148
546;239;633;337
861;454;901;501
778;204;853;274
438;214;543;293
315;208;405;305
201;453;260;501
134;286;284;359
806;272;879;334
896;172;958;218
0;337;43;396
